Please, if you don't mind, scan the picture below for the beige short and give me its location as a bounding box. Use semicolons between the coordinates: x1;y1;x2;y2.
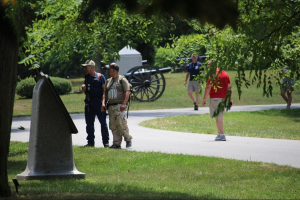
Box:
188;81;201;92
209;98;224;118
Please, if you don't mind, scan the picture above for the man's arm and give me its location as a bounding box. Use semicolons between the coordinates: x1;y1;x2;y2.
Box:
101;84;106;111
81;84;86;93
202;84;212;106
184;72;190;86
121;90;130;112
228;83;233;106
81;76;86;93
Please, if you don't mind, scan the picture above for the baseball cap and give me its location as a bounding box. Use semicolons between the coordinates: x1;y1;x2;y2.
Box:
81;60;95;67
106;62;119;72
191;53;198;58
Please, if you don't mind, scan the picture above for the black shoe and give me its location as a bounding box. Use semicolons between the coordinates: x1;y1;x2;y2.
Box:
104;143;109;148
84;144;94;147
126;141;132;148
109;144;121;149
194;102;198;110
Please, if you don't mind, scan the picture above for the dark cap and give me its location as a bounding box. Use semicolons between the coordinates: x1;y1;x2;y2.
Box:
106;62;119;72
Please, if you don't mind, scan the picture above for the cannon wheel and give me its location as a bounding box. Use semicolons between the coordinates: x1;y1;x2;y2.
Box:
128;65;166;102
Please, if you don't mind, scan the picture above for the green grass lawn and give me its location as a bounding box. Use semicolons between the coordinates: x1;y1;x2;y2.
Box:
8;142;300;200
140;108;300;140
13;71;300;116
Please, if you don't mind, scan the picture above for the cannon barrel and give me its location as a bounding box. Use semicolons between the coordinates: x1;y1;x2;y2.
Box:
159;67;172;73
124;67;171;78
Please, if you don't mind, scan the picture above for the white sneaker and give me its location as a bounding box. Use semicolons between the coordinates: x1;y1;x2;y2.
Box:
215;134;226;141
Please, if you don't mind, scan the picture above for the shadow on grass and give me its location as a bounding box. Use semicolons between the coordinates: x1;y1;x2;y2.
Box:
8;168;221;200
9;180;220;200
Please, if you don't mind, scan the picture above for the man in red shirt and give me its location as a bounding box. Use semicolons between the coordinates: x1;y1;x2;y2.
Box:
202;61;232;141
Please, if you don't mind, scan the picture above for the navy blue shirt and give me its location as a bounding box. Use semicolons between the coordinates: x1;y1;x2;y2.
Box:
84;72;106;103
187;61;203;81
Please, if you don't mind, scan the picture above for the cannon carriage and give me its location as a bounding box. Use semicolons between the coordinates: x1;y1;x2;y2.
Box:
101;64;171;102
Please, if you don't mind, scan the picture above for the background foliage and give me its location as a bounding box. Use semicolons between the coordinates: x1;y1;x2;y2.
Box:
154;0;300;99
154;34;206;70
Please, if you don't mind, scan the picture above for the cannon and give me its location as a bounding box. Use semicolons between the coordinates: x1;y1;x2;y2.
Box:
102;64;171;102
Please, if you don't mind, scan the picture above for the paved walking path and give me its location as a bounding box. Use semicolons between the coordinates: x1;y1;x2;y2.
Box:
11;104;300;168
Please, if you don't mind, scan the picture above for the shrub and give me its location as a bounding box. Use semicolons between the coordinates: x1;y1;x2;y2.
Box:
50;77;72;96
154;47;176;69
16;77;36;98
16;77;72;98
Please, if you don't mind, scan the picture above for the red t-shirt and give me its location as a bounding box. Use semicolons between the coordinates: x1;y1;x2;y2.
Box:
206;68;230;98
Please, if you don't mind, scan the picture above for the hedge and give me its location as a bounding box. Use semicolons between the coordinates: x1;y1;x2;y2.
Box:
16;77;72;98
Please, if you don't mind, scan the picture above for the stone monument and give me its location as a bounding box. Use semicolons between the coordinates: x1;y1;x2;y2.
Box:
17;69;85;180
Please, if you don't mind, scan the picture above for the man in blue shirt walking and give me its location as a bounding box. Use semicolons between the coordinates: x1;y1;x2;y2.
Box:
184;53;204;110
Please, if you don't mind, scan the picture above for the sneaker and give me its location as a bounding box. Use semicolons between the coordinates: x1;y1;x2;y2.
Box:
126;141;132;148
109;144;121;149
84;143;94;147
104;143;109;148
194;105;198;110
215;134;226;141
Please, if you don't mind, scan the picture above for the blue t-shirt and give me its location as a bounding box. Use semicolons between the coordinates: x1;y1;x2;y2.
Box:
187;61;203;81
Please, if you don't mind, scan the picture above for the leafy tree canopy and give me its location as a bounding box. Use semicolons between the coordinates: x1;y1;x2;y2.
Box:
20;0;178;77
18;0;300;96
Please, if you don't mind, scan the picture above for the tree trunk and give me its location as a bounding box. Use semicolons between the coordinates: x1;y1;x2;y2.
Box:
0;23;19;197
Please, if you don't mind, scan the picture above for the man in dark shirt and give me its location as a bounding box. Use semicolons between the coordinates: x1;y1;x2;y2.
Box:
184;53;204;110
81;60;109;147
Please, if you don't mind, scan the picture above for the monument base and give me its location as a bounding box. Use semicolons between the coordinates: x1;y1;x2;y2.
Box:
17;170;85;181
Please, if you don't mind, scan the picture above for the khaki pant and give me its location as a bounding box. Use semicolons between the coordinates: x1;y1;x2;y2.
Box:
108;104;132;146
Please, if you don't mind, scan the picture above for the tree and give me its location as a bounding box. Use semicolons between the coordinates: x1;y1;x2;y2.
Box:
0;0;38;196
0;0;238;197
0;7;19;198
